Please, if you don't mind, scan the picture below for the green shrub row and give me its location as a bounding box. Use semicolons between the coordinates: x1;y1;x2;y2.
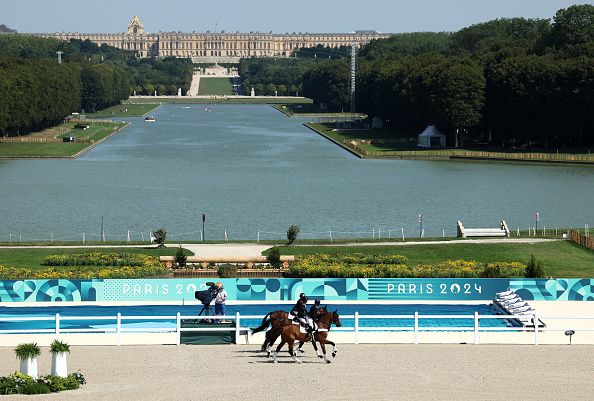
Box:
0;372;85;395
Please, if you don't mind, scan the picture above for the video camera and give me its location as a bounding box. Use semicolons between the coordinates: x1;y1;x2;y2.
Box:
195;282;219;306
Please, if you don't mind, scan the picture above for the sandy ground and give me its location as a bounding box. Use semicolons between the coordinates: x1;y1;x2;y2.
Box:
1;343;593;400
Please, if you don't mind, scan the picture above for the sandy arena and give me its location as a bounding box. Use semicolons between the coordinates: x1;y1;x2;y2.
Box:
0;343;592;400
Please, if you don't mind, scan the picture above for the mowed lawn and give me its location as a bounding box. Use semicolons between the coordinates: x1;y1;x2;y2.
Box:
0;122;127;157
198;77;234;95
270;240;594;278
0;246;192;271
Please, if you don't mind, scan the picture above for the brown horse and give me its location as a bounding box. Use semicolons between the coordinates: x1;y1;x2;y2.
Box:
271;310;341;364
251;306;327;336
259;306;328;355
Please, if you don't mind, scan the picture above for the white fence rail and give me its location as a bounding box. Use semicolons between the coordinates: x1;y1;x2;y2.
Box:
2;312;594;346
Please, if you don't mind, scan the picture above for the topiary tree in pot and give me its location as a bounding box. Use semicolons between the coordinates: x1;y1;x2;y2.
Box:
14;342;41;379
50;339;70;378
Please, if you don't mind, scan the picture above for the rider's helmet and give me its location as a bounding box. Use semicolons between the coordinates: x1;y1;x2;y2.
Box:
314;299;321;306
299;293;305;300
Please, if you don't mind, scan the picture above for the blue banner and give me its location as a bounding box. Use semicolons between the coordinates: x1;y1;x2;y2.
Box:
1;278;593;303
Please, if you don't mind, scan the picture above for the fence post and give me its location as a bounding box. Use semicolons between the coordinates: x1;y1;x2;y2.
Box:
414;312;419;344
534;311;539;345
474;312;479;344
235;312;240;344
117;313;121;346
55;313;60;341
176;312;181;346
354;312;359;345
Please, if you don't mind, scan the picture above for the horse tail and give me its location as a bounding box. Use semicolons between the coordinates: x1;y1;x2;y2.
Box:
250;312;273;334
262;326;283;351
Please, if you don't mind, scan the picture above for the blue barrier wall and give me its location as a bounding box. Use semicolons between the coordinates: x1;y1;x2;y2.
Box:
1;278;593;303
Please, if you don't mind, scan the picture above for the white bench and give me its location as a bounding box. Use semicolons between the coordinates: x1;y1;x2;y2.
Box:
457;221;510;238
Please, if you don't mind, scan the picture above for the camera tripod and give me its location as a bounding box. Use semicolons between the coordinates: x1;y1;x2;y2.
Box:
194;303;214;323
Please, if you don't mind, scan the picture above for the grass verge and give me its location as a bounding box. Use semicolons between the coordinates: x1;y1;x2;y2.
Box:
267;240;594;278
0;246;193;271
198;77;234;95
90;103;161;117
0;122;127;157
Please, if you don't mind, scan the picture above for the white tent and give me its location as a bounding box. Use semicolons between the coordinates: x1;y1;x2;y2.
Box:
418;125;446;148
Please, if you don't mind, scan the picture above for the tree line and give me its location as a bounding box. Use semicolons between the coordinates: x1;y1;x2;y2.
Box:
304;4;594;148
238;57;312;96
0;34;194;137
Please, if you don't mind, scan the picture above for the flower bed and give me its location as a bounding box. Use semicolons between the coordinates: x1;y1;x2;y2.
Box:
288;254;526;278
0;253;168;280
0;371;85;395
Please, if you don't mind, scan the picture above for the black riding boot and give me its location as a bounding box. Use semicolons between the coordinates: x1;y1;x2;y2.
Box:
306;327;313;340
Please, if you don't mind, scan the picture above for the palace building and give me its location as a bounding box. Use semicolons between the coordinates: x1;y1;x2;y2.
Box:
31;15;391;62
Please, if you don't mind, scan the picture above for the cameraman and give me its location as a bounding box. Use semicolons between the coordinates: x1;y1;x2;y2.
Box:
214;282;227;323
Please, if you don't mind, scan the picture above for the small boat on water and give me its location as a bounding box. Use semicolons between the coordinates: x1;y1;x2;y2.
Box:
144;116;155;122
182;106;190;109
204;107;211;112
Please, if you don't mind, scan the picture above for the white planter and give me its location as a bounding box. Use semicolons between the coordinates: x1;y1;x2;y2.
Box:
51;352;68;377
19;357;38;379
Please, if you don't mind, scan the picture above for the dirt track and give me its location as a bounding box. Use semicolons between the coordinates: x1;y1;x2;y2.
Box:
1;343;592;400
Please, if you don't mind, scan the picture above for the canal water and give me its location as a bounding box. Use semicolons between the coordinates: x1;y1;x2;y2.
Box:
0;104;592;242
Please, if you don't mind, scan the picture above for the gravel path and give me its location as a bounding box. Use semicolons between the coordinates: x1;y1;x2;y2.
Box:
1;344;592;400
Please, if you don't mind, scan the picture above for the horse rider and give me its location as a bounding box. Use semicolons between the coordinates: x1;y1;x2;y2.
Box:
288;293;315;340
309;299;322;320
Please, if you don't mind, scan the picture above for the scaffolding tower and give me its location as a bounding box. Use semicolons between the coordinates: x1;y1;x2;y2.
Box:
350;42;357;114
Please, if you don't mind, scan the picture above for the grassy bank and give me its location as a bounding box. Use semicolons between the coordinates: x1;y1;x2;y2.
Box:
307;122;594;163
268;240;594;278
1;239;592;278
129;97;313;105
0;246;192;271
0;121;127;157
271;103;362;117
90;103;161;117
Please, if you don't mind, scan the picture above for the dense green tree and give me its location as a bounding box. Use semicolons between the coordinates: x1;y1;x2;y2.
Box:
358;32;453;60
451;18;551;54
551;4;594;48
238;57;316;96
303;59;350;110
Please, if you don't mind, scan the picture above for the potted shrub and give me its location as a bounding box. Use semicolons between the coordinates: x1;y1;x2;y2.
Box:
14;342;41;379
175;245;187;268
50;339;70;377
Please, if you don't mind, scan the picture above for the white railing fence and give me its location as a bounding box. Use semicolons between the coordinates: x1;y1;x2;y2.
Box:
3;225;588;244
1;312;594;346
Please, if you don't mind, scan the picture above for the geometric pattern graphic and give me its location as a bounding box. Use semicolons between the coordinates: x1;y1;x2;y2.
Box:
0;279;101;302
510;279;594;301
1;278;593;303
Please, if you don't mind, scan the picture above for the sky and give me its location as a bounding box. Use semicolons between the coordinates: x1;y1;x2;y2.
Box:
2;0;591;35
